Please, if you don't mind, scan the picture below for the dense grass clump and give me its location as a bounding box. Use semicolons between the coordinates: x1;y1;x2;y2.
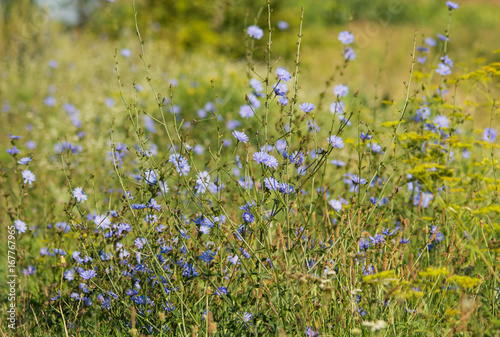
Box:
1;1;499;336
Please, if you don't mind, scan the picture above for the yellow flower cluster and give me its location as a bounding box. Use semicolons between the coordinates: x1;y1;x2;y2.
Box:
400;131;440;142
401;289;424;299
447;275;481;289
445;309;460;316
460;62;500;81
418;267;449;278
363;270;396;283
482;223;500;235
473;205;500;215
380;120;405;127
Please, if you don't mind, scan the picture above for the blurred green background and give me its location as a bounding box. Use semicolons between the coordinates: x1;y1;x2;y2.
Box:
2;0;499;84
1;0;499;125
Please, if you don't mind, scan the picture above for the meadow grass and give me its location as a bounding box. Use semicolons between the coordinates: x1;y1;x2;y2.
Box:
1;1;499;336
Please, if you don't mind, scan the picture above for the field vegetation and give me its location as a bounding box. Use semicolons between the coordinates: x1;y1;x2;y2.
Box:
1;0;499;335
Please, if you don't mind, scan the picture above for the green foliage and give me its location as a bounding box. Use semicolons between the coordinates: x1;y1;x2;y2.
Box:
1;1;500;336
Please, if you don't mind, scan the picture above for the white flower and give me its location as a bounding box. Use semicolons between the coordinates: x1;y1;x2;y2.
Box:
195;171;211;194
94;214;111;230
333;84;349;97
14;220;27;234
329;199;343;212
158;181;169;195
247;25;264;39
362;320;387;332
73;187;88;203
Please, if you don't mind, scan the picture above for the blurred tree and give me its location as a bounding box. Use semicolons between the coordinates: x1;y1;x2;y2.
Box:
137;0;284;55
81;0;284;57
